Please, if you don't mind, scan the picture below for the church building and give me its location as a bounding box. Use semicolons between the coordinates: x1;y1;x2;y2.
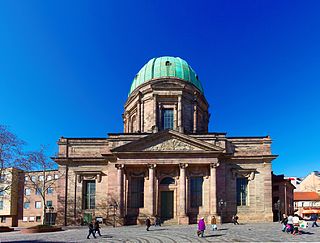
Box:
54;56;277;226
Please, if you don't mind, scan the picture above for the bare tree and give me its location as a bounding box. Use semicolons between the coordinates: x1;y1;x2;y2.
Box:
0;125;24;193
22;146;63;225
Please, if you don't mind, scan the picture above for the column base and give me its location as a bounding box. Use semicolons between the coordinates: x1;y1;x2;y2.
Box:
178;216;189;225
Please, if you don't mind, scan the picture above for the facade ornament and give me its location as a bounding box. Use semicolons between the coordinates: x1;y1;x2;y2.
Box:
231;168;256;181
144;138;198;151
210;162;220;168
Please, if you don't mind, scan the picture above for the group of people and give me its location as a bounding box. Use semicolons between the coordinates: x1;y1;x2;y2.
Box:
145;215;162;231
87;220;102;239
197;215;239;237
280;213;308;235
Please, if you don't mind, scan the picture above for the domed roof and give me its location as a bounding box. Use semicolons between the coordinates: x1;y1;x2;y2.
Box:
129;56;204;96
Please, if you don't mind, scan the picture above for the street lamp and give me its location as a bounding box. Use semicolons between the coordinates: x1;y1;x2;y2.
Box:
218;199;226;224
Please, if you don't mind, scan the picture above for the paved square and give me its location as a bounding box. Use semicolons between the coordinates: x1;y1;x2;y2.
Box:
0;222;319;242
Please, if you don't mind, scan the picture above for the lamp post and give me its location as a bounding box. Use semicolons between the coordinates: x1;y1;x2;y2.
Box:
218;199;226;224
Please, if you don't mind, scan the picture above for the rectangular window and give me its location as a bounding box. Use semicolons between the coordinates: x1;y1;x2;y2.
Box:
24;202;30;209
46;200;53;207
190;177;203;207
0;174;5;182
36;188;42;195
84;180;96;209
29;216;35;222
36;216;41;222
54;174;59;179
35;201;41;209
0;216;6;223
25;176;29;181
0;201;3;210
0;188;4;196
25;188;31;196
23;217;28;222
162;109;174;130
38;175;44;181
31;176;36;182
130;177;144;208
47;187;53;194
236;178;248;206
47;175;52;181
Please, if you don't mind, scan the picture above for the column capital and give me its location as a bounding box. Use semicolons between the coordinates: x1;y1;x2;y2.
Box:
147;164;157;169
179;163;188;169
210;162;220;168
115;164;124;170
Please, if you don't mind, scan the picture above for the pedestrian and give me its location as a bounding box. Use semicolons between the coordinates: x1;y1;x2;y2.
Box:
311;214;319;227
232;214;239;225
94;220;102;237
87;221;96;239
287;214;294;234
197;217;206;237
292;214;300;235
154;215;161;227
146;217;151;231
211;216;217;231
281;214;288;232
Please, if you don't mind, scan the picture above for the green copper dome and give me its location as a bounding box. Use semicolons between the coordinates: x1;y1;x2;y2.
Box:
129;56;204;96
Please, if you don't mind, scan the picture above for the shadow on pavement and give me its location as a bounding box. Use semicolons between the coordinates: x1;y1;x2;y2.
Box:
4;241;58;243
101;235;113;238
300;231;314;235
204;234;224;238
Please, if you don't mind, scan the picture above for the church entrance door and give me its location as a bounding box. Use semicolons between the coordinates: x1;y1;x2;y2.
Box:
161;191;174;220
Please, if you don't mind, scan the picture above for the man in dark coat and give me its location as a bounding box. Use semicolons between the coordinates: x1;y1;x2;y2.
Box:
87;222;96;239
146;217;151;231
94;220;102;236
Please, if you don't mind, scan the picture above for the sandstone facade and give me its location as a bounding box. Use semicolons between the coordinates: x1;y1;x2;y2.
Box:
54;57;277;226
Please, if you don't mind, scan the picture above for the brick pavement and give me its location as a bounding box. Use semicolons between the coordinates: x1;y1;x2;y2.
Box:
0;222;319;242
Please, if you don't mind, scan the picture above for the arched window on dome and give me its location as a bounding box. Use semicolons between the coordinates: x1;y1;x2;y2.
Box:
165;61;172;66
160;177;175;185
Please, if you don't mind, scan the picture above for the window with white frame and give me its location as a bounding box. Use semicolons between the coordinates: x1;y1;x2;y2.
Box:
35;201;41;209
54;174;59;179
38;175;44;181
29;216;35;222
47;175;52;181
23;217;28;222
25;188;31;196
25;176;29;181
31;176;36;182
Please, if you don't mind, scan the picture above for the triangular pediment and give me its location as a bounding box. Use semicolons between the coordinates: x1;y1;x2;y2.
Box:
111;130;224;153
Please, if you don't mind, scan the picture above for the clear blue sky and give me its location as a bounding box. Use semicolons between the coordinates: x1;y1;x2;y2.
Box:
0;1;319;178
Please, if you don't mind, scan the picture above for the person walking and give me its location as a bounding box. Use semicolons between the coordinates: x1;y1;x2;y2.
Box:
311;214;319;227
87;222;96;239
281;214;288;232
154;215;161;227
211;216;217;231
94;220;102;237
232;214;240;225
292;214;300;235
146;217;151;231
197;217;206;237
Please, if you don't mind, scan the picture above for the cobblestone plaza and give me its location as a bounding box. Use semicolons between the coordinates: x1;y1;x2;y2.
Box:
1;223;319;242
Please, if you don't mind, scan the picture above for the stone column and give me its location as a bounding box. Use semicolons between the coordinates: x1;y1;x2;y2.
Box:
153;94;158;132
210;161;220;216
137;100;141;132
178;96;183;132
116;164;124;217
178;163;189;224
141;101;144;132
193;103;197;133
148;164;156;216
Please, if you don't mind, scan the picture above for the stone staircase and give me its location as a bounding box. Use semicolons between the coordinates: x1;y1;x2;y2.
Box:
162;218;178;225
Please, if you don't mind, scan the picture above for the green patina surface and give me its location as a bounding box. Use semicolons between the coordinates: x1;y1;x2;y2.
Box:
129;56;204;96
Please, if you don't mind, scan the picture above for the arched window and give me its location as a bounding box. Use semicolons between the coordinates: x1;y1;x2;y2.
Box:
160;177;175;185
